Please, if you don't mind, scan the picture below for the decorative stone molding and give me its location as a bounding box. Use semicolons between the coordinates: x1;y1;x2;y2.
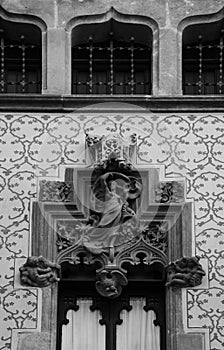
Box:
140;222;168;253
95;267;128;299
39;180;73;202
114;235;168;268
155;181;185;203
85;132;137;165
166;256;206;288
30;129;196;348
19;256;61;287
57;230;168;299
57;232;168;271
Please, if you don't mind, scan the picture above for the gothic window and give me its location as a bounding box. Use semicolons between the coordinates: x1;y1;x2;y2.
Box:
29;135;199;350
0;18;41;93
182;19;224;95
71;21;152;95
57;262;166;350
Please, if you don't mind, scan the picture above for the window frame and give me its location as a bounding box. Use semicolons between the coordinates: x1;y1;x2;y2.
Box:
66;8;159;95
57;276;166;350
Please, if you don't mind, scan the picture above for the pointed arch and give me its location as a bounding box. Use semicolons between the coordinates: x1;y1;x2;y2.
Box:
65;7;159;95
0;5;47;91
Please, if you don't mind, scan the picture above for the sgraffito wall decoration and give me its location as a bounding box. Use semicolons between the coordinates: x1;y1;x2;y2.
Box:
0;111;223;350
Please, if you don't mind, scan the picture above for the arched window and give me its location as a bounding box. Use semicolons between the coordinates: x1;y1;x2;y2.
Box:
182;19;224;95
31;157;195;350
71;20;152;95
0;18;41;93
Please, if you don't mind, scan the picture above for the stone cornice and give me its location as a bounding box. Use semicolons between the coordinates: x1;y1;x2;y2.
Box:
0;94;224;112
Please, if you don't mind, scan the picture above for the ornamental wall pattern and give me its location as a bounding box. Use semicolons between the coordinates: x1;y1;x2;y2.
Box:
0;111;223;350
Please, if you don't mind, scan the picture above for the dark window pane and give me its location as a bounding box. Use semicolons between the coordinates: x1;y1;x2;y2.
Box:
183;23;224;95
0;21;41;94
72;37;151;95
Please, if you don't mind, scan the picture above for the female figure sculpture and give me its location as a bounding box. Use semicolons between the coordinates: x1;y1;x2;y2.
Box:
84;171;142;253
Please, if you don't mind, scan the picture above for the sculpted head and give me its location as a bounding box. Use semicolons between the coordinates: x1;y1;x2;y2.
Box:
108;178;131;199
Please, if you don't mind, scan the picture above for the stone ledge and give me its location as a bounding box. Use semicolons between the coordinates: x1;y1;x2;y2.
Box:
0;94;224;112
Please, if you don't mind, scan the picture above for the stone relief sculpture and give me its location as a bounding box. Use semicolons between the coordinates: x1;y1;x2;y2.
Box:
39;180;72;202
166;256;206;288
20;256;61;287
95;268;128;299
85;132;137;165
83;158;142;254
34;132;205;299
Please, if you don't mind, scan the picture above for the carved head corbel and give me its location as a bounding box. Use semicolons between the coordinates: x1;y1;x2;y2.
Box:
166;256;206;288
95;267;128;299
19;256;61;288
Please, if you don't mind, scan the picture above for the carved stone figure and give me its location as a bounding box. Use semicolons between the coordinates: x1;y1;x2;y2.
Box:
83;158;142;254
95;268;128;298
166;256;205;288
19;256;61;287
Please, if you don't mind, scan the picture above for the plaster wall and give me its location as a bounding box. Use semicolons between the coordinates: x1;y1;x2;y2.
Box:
0;107;223;350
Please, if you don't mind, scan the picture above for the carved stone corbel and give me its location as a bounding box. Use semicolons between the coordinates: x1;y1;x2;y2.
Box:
95;266;128;299
166;256;205;288
19;256;61;287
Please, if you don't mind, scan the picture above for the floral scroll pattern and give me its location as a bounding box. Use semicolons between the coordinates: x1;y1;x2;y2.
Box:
0;112;223;350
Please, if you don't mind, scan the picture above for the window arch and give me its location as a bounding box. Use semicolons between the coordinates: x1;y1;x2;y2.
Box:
0;17;42;93
182;18;224;95
71;20;152;95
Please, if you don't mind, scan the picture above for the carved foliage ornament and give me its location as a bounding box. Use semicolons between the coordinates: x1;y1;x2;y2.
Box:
56;220;168;254
155;181;185;204
20;256;61;287
85;132;137;165
39;180;72;202
166;256;206;288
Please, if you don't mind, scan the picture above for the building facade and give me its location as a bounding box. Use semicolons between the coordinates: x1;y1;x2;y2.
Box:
0;1;224;350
